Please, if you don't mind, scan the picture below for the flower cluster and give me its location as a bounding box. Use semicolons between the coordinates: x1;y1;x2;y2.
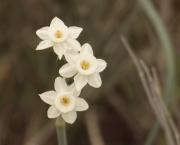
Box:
36;17;107;124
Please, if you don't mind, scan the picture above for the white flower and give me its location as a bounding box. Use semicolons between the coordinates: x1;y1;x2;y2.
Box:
36;17;83;60
39;77;89;124
59;43;107;91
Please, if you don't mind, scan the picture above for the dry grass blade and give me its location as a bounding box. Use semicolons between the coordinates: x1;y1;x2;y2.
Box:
140;61;175;145
121;37;180;145
151;68;180;145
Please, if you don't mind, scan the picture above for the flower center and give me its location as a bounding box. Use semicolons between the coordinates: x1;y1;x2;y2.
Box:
55;30;63;39
80;60;90;70
60;96;70;106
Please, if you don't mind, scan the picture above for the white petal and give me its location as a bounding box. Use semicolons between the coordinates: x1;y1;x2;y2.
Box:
57;53;63;60
36;40;53;50
50;17;65;28
64;50;78;63
75;98;89;111
74;74;88;91
53;43;67;60
47;106;61;118
88;73;102;88
62;111;77;124
59;64;77;78
68;26;83;39
36;26;49;40
66;39;81;51
96;59;107;72
81;43;93;55
54;77;67;93
68;83;81;97
39;91;57;105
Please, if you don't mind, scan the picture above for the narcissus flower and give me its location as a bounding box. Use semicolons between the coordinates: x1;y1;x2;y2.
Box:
39;77;89;124
36;17;107;124
36;17;82;60
59;43;107;90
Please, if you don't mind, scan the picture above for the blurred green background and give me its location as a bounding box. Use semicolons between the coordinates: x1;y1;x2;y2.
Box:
0;0;180;145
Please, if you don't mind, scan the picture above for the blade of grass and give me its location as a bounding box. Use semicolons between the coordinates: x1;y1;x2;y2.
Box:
137;0;175;145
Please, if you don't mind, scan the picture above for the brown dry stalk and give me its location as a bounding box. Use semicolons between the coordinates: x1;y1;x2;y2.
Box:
121;37;180;145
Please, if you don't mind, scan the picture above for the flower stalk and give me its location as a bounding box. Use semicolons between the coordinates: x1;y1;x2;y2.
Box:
56;117;68;145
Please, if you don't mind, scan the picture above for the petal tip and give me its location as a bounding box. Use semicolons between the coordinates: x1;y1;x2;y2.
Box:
78;27;83;33
52;16;59;21
35;47;40;50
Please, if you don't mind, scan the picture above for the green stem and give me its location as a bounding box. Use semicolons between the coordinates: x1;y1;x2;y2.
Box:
56;117;68;145
138;0;175;145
